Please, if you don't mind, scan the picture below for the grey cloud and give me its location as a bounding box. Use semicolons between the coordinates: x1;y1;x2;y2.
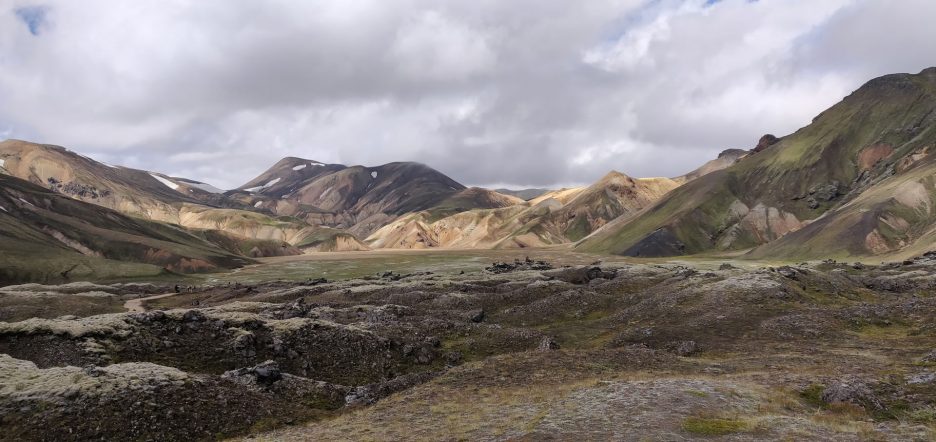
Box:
0;0;934;189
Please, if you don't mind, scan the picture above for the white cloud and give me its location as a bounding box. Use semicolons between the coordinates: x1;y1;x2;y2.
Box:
389;10;495;81
0;0;934;189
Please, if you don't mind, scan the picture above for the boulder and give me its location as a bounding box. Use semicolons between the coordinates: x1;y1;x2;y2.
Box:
222;360;283;387
543;266;616;284
751;134;779;153
538;336;560;351
467;309;485;323
670;340;699;357
820;380;884;411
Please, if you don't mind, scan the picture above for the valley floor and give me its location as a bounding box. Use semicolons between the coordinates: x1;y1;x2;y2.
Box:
199;247;768;284
1;250;935;441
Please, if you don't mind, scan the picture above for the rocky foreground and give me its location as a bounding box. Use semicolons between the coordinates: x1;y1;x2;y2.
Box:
2;257;936;440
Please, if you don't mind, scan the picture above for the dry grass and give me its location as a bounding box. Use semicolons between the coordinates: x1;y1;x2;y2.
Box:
681;415;753;435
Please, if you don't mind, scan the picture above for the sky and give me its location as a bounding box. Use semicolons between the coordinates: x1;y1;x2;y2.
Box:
1;0;934;189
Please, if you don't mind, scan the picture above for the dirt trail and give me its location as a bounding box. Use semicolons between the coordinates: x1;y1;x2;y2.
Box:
123;293;176;313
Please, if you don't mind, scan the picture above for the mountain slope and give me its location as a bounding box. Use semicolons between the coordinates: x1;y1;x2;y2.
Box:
0;174;252;285
435;187;525;211
673;149;748;184
0;139;196;218
543;172;679;241
579;67;936;258
494;188;551;200
747;148;936;260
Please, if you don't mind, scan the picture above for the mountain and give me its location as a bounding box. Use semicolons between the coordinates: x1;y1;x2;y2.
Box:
528;187;587;206
0;173;252;285
0;140;355;252
543;172;679;241
233;157;470;237
579;67;936;259
436;187;525;211
14;69;933;262
364;205;538;249
0;139;199;217
366;170;678;249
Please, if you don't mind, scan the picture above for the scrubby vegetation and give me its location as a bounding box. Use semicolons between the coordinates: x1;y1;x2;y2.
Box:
3;253;936;440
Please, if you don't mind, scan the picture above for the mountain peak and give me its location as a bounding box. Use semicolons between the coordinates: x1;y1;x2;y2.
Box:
601;170;631;179
596;170;634;185
851;67;936;100
751;134;780;153
274;156;325;167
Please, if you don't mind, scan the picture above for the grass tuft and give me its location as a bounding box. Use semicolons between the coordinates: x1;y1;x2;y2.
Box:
681;416;751;435
800;383;825;408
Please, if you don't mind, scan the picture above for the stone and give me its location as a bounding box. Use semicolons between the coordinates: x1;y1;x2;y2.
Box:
751;134;780;153
222;360;282;387
920;350;936;363
907;372;936;385
467;309;485;323
538;336;560;351
821;380;884;411
672;340;699;357
543;266;616;284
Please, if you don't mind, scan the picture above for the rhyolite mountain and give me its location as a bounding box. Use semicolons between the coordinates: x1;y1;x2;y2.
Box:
0;140;367;254
365;171;679;249
0;173;254;285
579;67;936;260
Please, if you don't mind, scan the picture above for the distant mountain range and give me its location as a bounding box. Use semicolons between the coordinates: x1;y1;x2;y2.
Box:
2;67;935;284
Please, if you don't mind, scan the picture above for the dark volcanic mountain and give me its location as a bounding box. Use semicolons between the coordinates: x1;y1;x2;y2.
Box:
233;157;469;236
579;67;936;260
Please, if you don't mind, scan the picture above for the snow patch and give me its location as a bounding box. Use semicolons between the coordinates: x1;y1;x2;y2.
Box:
186;182;225;194
103;163;119;169
0;159;5;168
292;164;307;171
149;173;179;190
320;187;332;198
254;201;263;208
18;198;34;207
0;205;7;212
370;171;378;179
244;177;282;193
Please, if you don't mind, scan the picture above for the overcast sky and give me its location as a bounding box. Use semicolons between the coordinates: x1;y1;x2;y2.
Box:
1;0;934;189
